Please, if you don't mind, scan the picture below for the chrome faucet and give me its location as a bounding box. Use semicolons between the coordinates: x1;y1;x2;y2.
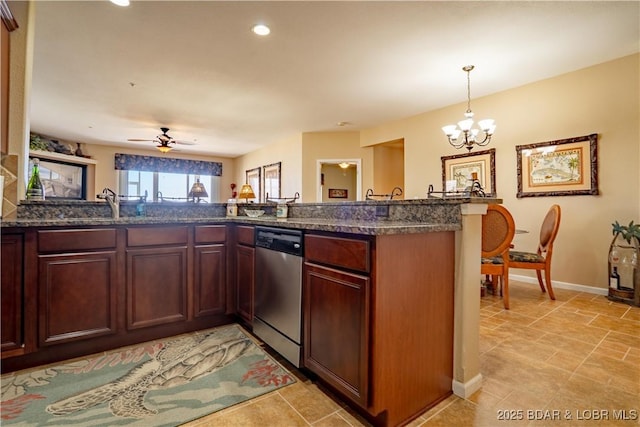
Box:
97;187;119;218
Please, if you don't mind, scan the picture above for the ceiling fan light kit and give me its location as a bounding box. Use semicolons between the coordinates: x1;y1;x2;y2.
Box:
127;127;196;153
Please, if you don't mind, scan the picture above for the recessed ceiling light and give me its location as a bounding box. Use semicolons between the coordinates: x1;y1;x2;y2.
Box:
110;0;130;6
252;24;271;36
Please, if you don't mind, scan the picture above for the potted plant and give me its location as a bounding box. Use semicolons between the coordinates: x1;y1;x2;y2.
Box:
609;220;640;306
612;220;640;244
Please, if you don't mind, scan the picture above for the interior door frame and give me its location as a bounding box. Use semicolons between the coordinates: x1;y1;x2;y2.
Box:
316;159;362;202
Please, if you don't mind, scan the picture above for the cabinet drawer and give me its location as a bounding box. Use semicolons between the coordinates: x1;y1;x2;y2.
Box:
305;234;370;273
195;225;226;244
237;225;255;246
38;229;117;253
127;226;188;247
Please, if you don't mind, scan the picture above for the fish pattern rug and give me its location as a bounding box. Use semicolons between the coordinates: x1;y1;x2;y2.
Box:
1;324;295;426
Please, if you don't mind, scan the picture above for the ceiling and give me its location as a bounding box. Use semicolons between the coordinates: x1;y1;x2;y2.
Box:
28;1;639;158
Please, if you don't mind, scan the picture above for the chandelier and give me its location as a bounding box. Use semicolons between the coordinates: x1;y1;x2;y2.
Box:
442;65;495;151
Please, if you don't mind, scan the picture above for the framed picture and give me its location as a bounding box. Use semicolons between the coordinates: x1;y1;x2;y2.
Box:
245;167;261;202
441;148;496;196
30;157;87;200
516;133;598;198
328;188;348;198
263;162;281;202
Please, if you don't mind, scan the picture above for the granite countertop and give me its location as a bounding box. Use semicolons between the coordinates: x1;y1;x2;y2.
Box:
4;197;504;235
0;215;460;235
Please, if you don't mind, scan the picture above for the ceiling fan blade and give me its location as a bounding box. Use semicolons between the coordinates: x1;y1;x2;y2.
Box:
127;138;155;142
175;140;197;146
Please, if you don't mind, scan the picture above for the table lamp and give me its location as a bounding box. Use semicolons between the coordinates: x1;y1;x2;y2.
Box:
188;178;208;203
239;184;255;203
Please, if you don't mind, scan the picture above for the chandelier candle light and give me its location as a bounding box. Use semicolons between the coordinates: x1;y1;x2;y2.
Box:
442;65;496;151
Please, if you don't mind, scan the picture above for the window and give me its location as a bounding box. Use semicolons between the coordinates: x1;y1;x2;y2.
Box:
119;171;220;202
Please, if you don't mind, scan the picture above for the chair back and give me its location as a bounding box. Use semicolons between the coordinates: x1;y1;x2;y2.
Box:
482;204;516;258
538;204;561;257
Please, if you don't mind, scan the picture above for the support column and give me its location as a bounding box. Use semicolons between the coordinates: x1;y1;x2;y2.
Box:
452;203;487;398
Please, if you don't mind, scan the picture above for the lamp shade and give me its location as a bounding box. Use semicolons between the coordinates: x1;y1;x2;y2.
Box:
156;144;173;153
239;184;256;202
188;179;208;202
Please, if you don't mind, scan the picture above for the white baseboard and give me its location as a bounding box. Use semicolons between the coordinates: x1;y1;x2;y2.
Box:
452;373;483;398
509;274;608;296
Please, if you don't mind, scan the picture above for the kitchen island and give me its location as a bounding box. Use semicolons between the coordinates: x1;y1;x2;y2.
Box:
1;198;495;426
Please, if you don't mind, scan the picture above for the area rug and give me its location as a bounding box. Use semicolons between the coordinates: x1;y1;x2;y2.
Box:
1;324;295;426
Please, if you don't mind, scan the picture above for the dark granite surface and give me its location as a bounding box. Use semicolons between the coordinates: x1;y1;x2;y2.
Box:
4;198;501;235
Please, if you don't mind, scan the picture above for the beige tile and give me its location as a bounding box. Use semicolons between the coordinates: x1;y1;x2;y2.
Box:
563;297;632;318
574;352;640;395
491;310;539;327
622;307;640;321
185;393;308;426
590;314;640;336
604;330;640;350
278;381;343;424
546;350;587;373
535;332;596;358
312;412;356;427
529;315;609;345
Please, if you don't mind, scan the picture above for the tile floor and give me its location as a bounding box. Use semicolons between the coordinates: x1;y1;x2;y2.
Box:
185;281;640;427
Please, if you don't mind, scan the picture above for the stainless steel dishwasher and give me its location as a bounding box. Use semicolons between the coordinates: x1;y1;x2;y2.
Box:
254;226;304;367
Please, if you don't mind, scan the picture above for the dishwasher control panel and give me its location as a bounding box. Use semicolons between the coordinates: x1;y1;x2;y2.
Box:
255;226;304;257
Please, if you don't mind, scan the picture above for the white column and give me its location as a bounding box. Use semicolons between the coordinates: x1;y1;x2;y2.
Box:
452;203;487;398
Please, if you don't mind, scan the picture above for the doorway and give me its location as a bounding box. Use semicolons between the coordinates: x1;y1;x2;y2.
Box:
316;159;362;202
372;139;404;199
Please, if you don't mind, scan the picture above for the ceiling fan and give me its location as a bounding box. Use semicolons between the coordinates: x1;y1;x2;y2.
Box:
127;127;196;153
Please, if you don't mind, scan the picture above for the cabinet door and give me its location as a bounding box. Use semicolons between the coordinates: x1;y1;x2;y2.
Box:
236;245;255;325
1;234;24;355
304;263;370;408
38;251;117;346
126;246;188;329
194;244;226;317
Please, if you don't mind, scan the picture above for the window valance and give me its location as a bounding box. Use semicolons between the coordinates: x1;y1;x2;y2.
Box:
114;153;223;176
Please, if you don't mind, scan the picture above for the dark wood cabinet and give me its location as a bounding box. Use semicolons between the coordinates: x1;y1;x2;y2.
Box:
2;223;235;373
126;246;188;329
304;231;455;427
304;262;369;407
194;225;227;318
1;233;24;356
234;226;255;325
126;226;188;330
38;251;118;345
36;228;118;346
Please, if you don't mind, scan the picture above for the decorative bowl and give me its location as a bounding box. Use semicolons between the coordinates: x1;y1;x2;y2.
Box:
245;209;265;218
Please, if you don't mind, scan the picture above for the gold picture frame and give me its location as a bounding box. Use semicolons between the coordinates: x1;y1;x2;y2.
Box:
328;188;348;198
441;148;496;197
516;133;598;198
263;162;281;202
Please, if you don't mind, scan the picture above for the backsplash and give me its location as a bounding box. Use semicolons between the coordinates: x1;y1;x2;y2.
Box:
15;198;476;225
1;154;19;220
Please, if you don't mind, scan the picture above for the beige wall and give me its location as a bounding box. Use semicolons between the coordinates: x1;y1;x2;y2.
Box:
361;54;640;290
233;133;302;203
301;131;373;202
7;0;33;197
373;142;404;199
321;164;357;202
